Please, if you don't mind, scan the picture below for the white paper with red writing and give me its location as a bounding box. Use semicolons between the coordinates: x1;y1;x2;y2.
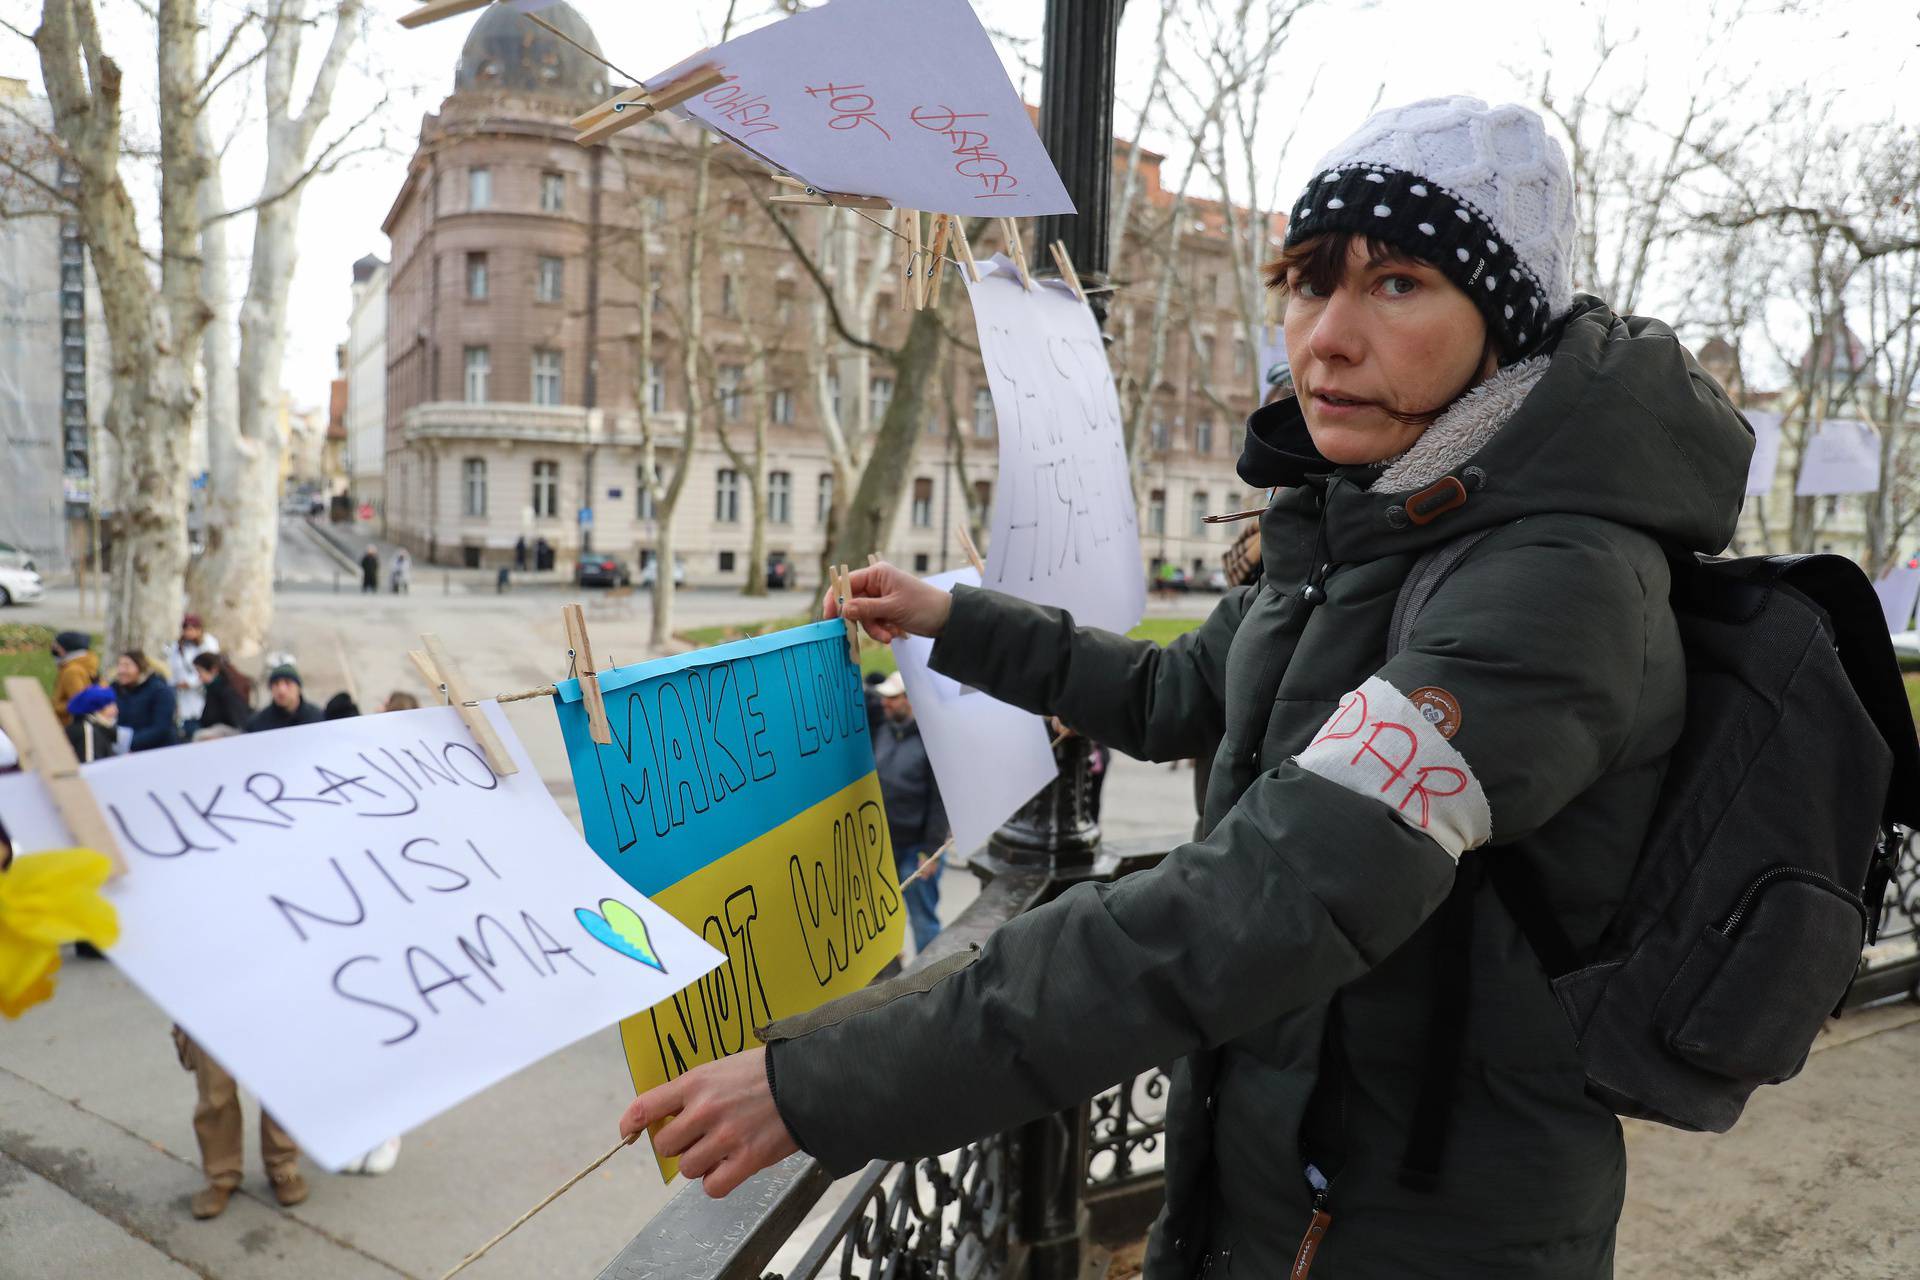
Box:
644;0;1072;215
1294;677;1492;859
968;257;1146;635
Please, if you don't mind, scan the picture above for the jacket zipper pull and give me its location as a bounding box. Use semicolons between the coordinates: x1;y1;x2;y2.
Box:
1292;1163;1333;1278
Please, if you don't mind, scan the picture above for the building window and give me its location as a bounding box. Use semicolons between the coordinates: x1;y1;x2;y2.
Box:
1151;420;1171;452
462;458;487;516
649;267;664;314
719;364;744;421
973;479;992;517
532;349;563;406
648;360;666;414
463;346;490;402
1195;417;1214;455
911;476;934;528
1191;491;1210;537
1197;334;1216;373
536;255;563;304
721;273;738;318
816;472;834;523
1234;339;1250;375
771;387;795;425
768;470;792;524
827;372;842;420
531;459;559;518
775;285;794;322
465;252;488;300
1148;488;1166;535
636;465;658;521
540;171;564;212
869;375;893;424
913;553;930;573
972;386;995;437
715;468;740;522
719;550;737;572
468;166;491;210
649;192;668;222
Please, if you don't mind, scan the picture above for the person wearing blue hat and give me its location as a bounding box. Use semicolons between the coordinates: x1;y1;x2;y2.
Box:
64;684;120;762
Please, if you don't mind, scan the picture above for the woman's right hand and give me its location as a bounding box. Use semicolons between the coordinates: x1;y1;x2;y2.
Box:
823;562;953;643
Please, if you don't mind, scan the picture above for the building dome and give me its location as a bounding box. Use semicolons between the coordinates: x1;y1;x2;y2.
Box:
453;1;608;103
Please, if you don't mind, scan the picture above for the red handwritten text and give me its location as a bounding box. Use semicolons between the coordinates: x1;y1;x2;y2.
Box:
804;83;892;140
908;105;1020;200
700;74;781;140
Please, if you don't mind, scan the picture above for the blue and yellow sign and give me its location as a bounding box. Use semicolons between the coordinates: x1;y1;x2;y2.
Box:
553;621;904;1171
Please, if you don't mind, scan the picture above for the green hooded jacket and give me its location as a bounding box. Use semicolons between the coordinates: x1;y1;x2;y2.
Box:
765;299;1753;1278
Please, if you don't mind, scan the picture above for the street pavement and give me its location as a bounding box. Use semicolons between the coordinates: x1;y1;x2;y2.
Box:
5;547;1919;1277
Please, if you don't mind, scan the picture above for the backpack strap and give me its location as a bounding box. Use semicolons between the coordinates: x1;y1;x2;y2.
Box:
1385;526;1503;661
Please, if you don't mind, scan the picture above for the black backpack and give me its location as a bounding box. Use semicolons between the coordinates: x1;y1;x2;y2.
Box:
1390;535;1920;1172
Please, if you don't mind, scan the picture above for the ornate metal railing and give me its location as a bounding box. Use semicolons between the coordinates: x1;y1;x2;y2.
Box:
599;822;1920;1280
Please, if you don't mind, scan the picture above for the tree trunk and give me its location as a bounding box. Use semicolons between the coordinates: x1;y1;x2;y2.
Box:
832;308;943;565
195;0;361;663
742;416;768;596
187;110;238;619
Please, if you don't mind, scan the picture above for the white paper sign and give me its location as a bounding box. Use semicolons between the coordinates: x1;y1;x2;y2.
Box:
0;707;722;1171
1795;418;1882;496
1744;409;1783;497
890;568;1057;857
1874;562;1920;633
969;257;1147;634
651;0;1072;215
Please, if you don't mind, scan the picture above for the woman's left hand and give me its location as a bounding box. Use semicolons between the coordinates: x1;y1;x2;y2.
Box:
619;1048;799;1198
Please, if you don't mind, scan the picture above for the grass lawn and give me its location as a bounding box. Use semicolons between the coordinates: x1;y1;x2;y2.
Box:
0;622;62;696
1906;673;1920;731
678;611;1209;677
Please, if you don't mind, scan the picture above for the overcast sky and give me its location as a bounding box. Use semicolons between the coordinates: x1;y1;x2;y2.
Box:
2;0;1912;410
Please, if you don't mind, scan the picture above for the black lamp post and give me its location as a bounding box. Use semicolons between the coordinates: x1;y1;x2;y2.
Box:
991;6;1129;1278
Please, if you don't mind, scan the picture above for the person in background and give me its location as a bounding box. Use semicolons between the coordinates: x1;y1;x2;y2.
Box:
64;685;119;762
863;670;887;739
381;690;420;713
514;535;528;572
50;631;98;728
190;652;253;734
165;614;220;740
245;666;321;733
323;692;359;720
169;721;308;1216
360;545;379;594
390;548;411;595
871;672;949;952
113;652;178;752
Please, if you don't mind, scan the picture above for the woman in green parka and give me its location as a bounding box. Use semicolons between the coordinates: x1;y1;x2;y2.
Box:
617;97;1754;1278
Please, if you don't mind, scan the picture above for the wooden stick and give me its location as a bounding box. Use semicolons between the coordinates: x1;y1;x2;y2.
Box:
1049;239;1086;303
397;0;492;30
902;837;956;887
562;604;612;745
468;685;559;706
1000;217;1032;290
2;677;125;878
409;649;446;703
439;1134;638;1279
923;214;952;309
949;217;982;283
955;524;986;577
423;633;518;778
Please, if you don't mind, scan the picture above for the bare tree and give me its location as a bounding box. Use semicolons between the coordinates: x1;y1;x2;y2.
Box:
193;0;367;663
33;0;211;658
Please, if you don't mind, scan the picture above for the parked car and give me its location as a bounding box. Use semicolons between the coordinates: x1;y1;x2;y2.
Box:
766;553;794;590
575;555;632;588
1201;568;1229;592
0;539;36;573
637;556;688;588
0;563;44;606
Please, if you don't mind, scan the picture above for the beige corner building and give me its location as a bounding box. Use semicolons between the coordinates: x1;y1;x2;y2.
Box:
369;4;1272;591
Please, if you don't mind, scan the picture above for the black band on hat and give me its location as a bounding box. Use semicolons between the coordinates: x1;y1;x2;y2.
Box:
1286;165;1550;354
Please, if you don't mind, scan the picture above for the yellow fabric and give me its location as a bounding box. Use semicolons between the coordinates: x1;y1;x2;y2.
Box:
53;652;100;726
0;849;119;1018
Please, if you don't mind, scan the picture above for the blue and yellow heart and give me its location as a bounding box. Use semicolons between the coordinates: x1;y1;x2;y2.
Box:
575;898;667;973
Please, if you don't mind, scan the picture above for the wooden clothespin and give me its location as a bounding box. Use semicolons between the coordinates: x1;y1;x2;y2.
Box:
1049;239;1086;303
922;215;952;309
397;0;493;29
768;188;892;211
955;524;986;578
572;85;651;135
418;634;517;778
831;564;861;664
561;604;612;745
949;217;983;283
1000;217;1033;290
575;63;724;147
1;677;126;878
409;649;445;701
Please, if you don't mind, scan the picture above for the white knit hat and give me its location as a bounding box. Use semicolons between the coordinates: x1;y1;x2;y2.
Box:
1286;96;1576;353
